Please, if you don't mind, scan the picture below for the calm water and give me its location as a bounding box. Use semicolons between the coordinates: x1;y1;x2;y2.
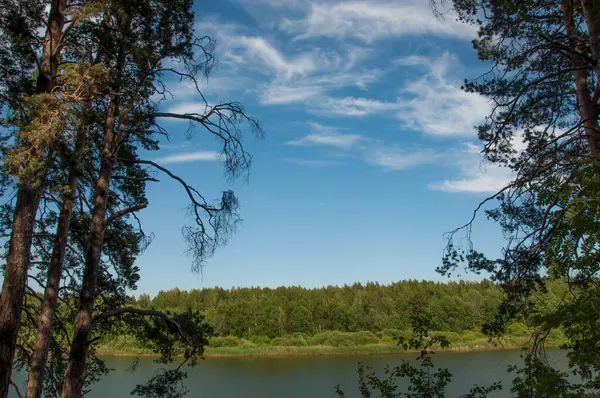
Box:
10;349;569;397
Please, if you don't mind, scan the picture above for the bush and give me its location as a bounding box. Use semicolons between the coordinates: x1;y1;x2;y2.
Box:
506;322;531;337
430;331;462;344
353;331;379;345
380;335;396;344
380;329;403;339
459;330;484;342
271;333;308;346
308;331;378;347
209;336;255;348
249;335;272;345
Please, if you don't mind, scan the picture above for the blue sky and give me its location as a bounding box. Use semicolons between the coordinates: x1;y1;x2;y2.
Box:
134;0;513;295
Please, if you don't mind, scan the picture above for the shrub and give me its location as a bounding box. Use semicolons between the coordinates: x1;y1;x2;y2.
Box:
430;331;462;344
308;331;378;347
271;333;308;346
506;322;531;337
249;335;272;345
380;335;396;344
353;331;379;345
380;329;402;339
459;330;484;341
209;336;254;348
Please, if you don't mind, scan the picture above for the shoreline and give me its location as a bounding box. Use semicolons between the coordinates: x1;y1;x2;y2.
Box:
99;341;547;359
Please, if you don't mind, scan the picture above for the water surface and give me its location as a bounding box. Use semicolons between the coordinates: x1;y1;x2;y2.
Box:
11;349;569;397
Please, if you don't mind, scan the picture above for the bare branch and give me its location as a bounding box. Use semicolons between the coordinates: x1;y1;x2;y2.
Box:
10;379;23;398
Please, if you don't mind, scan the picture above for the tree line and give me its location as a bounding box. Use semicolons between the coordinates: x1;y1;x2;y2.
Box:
133;279;567;339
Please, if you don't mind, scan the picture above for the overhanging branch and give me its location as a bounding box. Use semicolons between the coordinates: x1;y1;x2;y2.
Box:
104;202;148;228
91;307;197;349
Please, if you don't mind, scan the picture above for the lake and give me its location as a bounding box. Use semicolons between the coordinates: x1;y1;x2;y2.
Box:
10;349;570;397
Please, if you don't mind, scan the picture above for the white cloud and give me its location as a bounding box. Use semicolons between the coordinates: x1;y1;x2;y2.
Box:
286;122;364;148
287;134;363;148
281;1;476;43
238;36;317;78
156;151;221;164
367;147;441;170
166;102;213;115
195;19;384;107
284;158;342;166
318;96;399;116
396;52;491;136
260;84;324;104
428;143;513;193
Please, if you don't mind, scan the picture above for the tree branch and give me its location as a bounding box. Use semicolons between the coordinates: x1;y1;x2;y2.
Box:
91;307;196;348
104;202;148;228
10;379;23;398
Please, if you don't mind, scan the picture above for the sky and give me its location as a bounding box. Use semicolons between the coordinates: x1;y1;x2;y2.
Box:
134;0;513;296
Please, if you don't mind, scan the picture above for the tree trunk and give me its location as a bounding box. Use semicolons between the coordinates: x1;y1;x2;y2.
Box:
61;17;131;390
580;0;600;79
25;123;87;398
561;0;600;156
0;2;65;397
60;103;117;398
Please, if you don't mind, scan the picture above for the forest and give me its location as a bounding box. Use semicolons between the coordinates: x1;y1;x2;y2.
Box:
123;280;566;346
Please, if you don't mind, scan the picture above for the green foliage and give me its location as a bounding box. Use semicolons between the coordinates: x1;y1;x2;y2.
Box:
271;333;309;347
131;369;189;398
208;336;254;348
505;323;531;338
248;335;272;345
308;331;379;347
336;323;502;398
433;0;600;394
146;280;508;339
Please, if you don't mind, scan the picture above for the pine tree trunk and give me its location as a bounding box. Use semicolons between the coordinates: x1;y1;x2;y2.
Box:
0;2;65;397
580;0;600;79
25;123;87;398
60;100;117;398
62;3;133;394
561;0;600;156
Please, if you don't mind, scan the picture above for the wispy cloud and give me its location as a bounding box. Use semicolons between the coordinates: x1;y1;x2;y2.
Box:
280;1;476;43
155;151;221;164
396;52;491;136
166;102;213;115
428;143;512;193
260;84;324;105
287;134;364;148
318;96;399;117
366;147;441;170
239;36;317;78
286;122;364;148
284;158;342;166
286;122;441;171
194;18;385;108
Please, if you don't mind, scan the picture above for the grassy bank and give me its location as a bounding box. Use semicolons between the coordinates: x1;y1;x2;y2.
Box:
97;328;566;358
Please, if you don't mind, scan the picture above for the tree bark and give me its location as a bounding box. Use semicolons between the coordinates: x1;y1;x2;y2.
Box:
61;9;132;392
60;102;117;398
0;2;66;397
25;123;87;398
580;0;600;78
561;0;600;156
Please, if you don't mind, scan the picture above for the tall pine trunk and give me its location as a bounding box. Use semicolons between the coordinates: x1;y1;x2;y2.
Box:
0;2;66;397
25;122;88;398
580;0;600;81
61;15;130;393
561;0;600;156
60;100;118;398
